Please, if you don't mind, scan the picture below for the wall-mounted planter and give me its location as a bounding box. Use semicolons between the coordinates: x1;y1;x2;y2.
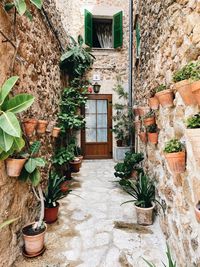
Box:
147;132;158;144
135;203;155;225
186;129;200;162
23;119;38;137
36;120;48;134
44;202;59;224
143;117;156;127
148;97;159;110
174;80;197;106
191;80;200;105
6;158;27;177
137;107;150;116
195;202;200;223
155;89;174;108
52;127;61;138
165;151;186;174
139;132;147;143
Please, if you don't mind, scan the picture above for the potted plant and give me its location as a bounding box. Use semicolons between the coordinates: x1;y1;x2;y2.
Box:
155;84;174;108
148;89;159;110
185;113;200;162
163;139;186;174
143;111;156;127
36;119;48;134
120;174;163;225
52;127;61;138
44;171;71;224
195;201;200;223
173;61;199;106
0;76;34;161
70;157;82;173
146;124;159;144
23;118;38;137
6;155;27;177
114;152;144;180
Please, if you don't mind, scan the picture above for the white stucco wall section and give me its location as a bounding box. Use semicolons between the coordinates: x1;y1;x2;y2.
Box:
80;5;124;17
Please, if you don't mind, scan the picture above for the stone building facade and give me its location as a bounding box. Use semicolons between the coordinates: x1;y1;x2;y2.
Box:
0;5;66;266
133;0;200;266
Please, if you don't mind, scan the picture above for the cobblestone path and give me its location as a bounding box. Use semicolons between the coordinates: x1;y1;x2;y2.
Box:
14;160;166;267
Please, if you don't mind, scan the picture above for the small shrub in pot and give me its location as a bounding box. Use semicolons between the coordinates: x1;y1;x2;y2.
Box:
143;111;156;127
146;124;159;144
155;84;174;108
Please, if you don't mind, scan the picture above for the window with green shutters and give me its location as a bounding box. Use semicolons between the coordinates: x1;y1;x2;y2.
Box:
84;9;123;49
136;21;141;59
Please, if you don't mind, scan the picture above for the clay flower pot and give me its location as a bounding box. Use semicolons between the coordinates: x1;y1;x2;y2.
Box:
155;89;174;108
36;120;48;134
148;97;159;110
116;140;123;147
22;222;47;256
191;80;200;105
165;151;186;174
77;155;83;167
133;106;140;116
186;128;200;162
23;118;38;136
138;107;150;116
6;158;27;177
139;132;147;143
174;80;197;106
52;127;61;138
135;203;155;225
195;202;200;223
44;202;60;224
70;158;81;173
143;117;156;127
147;132;158;144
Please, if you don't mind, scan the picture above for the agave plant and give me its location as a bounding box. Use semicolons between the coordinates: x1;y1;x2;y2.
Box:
0;76;34;160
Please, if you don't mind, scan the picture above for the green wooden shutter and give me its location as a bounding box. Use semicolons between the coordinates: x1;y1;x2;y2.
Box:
136;22;141;58
84;9;93;47
113;11;123;48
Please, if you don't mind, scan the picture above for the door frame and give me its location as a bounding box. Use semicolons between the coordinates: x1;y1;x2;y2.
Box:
81;94;113;159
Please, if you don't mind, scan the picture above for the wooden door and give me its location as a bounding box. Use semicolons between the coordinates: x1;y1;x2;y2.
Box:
81;94;112;159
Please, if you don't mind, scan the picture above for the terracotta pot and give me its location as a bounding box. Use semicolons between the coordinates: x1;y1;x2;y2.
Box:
155;89;174;108
22;222;47;255
191;80;200;105
133;106;140;116
77;155;83;167
138;107;150;116
139;132;147;143
44;202;59;224
135;203;155;225
52;127;61;138
23;119;38;136
174;80;197;106
134;120;141;132
143;117;156;127
148;97;159;110
6;158;27;177
36;120;48;134
195;203;200;223
165;151;186;174
147;132;158;144
186;128;200;162
116;140;123;147
70;159;81;173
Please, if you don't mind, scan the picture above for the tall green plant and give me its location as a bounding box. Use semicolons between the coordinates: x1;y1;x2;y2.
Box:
173;61;200;82
0;76;34;160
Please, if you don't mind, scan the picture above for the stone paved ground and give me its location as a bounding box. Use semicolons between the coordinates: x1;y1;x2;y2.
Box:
14;160;166;267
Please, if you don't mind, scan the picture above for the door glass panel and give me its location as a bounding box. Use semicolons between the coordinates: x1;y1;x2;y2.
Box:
97;100;107;114
85;114;96;128
97;129;107;142
86;129;96;142
86;100;96;113
97;114;107;128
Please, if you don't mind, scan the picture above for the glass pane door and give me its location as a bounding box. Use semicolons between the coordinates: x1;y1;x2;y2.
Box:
85;99;108;143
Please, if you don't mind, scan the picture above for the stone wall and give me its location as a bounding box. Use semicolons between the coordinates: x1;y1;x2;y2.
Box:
0;6;66;266
133;1;200;266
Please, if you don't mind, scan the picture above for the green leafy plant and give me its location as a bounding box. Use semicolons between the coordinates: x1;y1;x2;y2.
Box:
0;76;34;160
19;141;46;186
53;146;74;167
164;139;184;153
155;84;167;93
146;124;158;133
120;174;163;209
173;61;200;82
44;171;71;208
60;35;95;78
143;244;176;267
186;113;200;129
4;0;43;20
114;152;144;179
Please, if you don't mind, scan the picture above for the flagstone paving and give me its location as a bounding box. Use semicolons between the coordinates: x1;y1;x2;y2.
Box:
14;160;166;267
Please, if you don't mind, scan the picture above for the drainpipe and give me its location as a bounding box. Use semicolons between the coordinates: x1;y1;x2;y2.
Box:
128;0;133;147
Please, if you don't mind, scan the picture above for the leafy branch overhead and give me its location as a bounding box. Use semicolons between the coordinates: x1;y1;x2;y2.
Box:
0;76;34;160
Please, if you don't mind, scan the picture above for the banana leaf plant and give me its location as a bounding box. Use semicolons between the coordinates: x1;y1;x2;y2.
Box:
0;76;34;160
